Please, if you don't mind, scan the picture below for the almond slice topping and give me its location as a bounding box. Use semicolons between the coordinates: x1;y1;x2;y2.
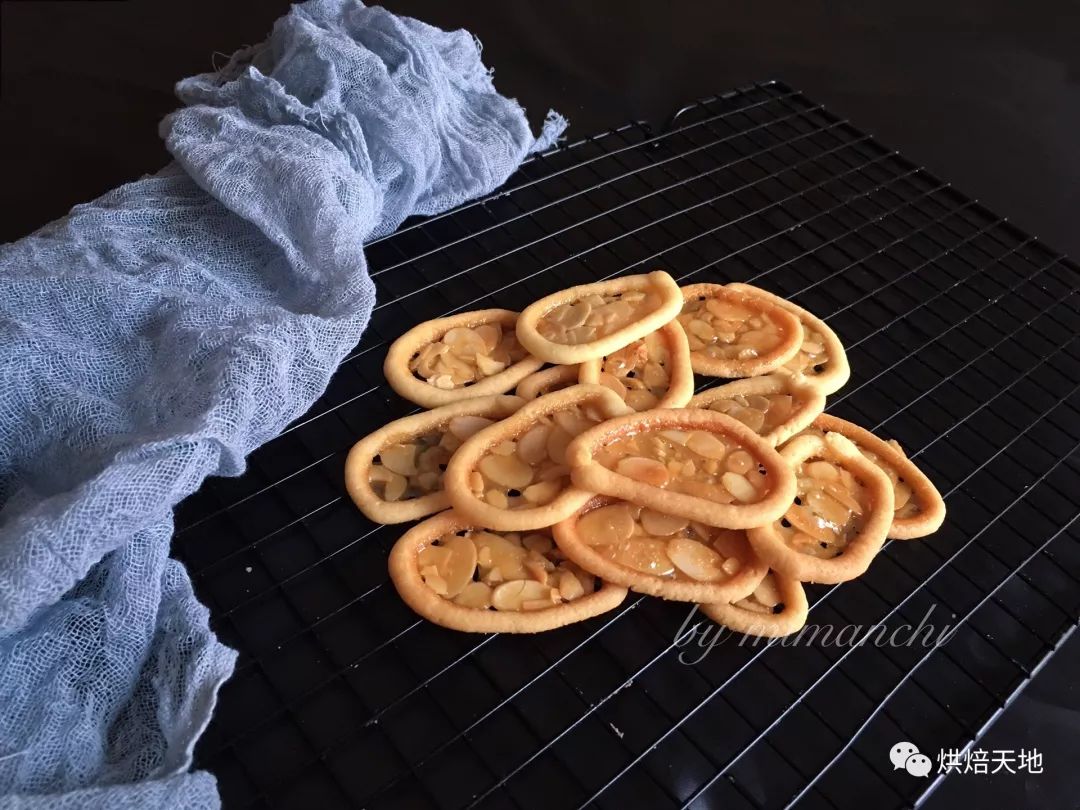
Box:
568;409;796;530
677;283;803;378
577;320;694;411
516;272;684;364
385;309;544;408
345;395;525;525
553;496;770;603
444;384;631;531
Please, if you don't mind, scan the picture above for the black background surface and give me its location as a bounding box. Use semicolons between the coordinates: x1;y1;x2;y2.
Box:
1;1;1076;807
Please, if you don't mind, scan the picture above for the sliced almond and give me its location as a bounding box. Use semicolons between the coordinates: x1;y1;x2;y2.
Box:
609;538;675;576
453;581;493;609
685;431;727;460
667;536;726;581
516;423;552;465
380;443;418;476
578;502;636;545
491;579;554;611
479;454;534;490
616;456;670;487
522;479;562;505
721;472;758;503
639;509;690;537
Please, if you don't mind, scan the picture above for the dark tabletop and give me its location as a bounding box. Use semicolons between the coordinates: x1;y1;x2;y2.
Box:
1;1;1076;806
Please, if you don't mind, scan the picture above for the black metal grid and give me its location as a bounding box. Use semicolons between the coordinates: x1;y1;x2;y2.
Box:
173;80;1080;809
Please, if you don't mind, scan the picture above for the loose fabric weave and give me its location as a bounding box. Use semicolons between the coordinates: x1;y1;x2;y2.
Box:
0;1;565;806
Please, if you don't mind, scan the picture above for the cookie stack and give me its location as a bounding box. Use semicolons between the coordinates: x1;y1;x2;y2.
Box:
345;271;945;637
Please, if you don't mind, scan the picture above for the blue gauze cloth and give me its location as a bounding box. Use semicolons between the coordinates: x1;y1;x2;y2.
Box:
0;1;566;806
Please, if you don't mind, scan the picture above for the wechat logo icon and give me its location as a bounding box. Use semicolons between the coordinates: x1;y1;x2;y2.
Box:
890;741;932;777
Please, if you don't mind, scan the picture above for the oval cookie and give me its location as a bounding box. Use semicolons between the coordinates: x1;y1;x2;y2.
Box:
567;408;797;529
516;364;580;400
515;271;684;364
578;320;694;411
553;496;768;603
699;571;809;638
389;511;629;633
345;395;525;524
385;309;544;408
747;432;894;583
813;414;946;539
689;373;826;446
677;283;803;378
444;384;632;531
726;282;851;394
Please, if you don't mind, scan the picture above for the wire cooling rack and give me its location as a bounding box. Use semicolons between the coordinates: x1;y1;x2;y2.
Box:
173;80;1080;809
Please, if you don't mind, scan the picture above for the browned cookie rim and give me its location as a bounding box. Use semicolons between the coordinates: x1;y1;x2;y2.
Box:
679;282;804;378
567;408;797;529
689;372;827;446
578;319;695;410
444;384;632;531
515;271;684;364
384;308;544;408
813;414;946;539
552;495;769;603
344;394;525;524
726;282;851;394
747;432;894;583
388;511;629;633
698;572;809;638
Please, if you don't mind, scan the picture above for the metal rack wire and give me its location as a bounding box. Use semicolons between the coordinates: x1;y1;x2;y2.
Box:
173;80;1080;809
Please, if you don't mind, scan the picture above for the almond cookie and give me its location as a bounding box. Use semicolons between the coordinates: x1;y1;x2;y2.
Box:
567;408;797;529
811;414;946;540
444;384;632;531
578;320;694;411
726;282;851;394
699;571;809;638
385;309;544;408
553;496;768;603
388;511;629;633
345;395;525;524
516;364;580;400
747;432;894;583
688;373;826;446
677;283;803;378
515;271;684;364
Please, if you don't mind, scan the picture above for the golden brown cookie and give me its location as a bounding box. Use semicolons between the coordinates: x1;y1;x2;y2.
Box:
726;282;850;394
567;408;797;529
811;414;946;539
515;271;684;364
688;373;826;446
345;395;525;524
578;320;694;411
553;496;768;603
747;432;894;583
677;283;804;377
444;384;632;531
699;571;809;638
515;364;580;400
384;309;544;408
388;511;629;633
